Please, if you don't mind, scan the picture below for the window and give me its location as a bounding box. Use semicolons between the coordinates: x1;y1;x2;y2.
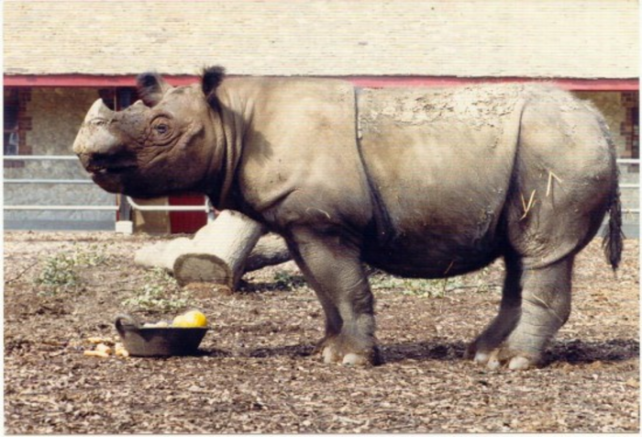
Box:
4;89;20;155
3;88;28;168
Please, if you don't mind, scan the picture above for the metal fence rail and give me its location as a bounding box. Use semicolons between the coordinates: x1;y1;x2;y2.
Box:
4;155;78;160
617;159;640;214
4;205;119;211
4;179;94;184
3;155;212;214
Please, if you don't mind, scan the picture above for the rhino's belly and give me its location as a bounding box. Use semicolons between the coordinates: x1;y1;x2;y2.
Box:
359;158;509;279
362;230;503;279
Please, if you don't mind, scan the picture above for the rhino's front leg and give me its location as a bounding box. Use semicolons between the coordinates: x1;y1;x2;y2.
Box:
287;227;380;366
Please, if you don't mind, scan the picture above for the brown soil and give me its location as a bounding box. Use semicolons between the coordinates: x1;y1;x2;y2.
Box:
3;231;639;433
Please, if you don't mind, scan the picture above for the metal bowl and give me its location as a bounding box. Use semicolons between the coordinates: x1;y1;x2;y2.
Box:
115;314;209;357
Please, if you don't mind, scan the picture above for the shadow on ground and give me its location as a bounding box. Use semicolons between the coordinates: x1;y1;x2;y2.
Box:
196;338;639;367
546;338;639;364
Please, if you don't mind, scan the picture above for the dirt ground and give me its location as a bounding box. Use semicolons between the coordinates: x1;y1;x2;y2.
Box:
3;231;639;433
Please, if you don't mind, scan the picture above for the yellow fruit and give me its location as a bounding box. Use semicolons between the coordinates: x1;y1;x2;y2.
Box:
172;315;188;327
172;310;208;328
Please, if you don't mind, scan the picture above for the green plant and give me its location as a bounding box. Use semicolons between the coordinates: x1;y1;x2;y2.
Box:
35;253;81;292
368;270;402;291
122;268;190;313
465;266;496;294
273;271;306;291
370;269;493;298
73;243;108;267
399;277;460;298
34;246;109;295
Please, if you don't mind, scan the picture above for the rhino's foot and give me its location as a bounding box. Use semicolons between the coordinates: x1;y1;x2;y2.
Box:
465;257;574;371
316;335;381;366
467;343;540;370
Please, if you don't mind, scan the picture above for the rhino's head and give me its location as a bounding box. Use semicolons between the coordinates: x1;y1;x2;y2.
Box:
73;67;226;199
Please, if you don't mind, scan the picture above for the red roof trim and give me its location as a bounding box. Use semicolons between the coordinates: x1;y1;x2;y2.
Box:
348;77;640;91
3;74;639;91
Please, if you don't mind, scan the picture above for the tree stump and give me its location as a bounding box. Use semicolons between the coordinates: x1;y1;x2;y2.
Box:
133;210;292;289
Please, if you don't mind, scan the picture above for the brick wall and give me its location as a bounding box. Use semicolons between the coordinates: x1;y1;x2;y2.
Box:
621;92;639;159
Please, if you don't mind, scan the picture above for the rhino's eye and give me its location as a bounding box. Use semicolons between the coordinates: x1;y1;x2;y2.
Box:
151;116;173;141
155;124;169;134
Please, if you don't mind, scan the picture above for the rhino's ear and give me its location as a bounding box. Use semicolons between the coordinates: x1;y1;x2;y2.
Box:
201;66;226;108
136;72;170;107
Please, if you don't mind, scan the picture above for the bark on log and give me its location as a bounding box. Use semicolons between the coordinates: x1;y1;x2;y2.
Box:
133;210;292;290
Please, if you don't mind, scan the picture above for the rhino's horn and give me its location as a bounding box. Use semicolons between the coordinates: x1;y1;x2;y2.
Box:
73;99;119;155
85;98;115;121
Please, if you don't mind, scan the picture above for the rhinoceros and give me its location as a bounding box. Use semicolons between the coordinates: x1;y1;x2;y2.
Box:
73;66;623;370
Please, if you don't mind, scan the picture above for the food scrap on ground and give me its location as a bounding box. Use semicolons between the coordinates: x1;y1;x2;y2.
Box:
83;337;128;358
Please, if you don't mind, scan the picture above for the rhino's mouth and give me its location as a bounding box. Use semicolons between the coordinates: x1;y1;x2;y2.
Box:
86;160;139;194
78;151;138;176
86;163;136;175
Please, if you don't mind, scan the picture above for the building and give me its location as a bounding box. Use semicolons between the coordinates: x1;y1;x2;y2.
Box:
3;1;639;234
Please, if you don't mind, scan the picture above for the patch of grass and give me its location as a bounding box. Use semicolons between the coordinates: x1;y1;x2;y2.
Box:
273;271;307;291
369;271;446;298
465;266;496;294
73;243;109;267
34;246;109;296
398;277;456;298
35;253;81;292
122;268;191;313
369;266;499;298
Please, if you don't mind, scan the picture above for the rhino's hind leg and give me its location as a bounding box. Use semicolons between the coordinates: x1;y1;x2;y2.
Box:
287;227;380;366
469;255;574;370
466;257;522;366
501;257;573;369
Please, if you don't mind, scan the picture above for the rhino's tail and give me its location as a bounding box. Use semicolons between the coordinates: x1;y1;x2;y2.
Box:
603;182;624;271
601;129;624;270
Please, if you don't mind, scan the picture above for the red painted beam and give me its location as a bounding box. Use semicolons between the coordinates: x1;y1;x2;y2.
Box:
3;74;639;91
3;74;192;87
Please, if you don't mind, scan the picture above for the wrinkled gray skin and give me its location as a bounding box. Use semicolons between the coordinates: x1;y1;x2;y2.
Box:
74;67;623;370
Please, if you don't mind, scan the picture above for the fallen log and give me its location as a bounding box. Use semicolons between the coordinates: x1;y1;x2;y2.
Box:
134;210;291;289
244;233;293;272
134;237;192;272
